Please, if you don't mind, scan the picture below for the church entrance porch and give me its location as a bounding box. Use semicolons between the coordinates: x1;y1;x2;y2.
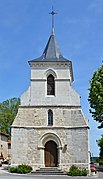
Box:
45;140;58;167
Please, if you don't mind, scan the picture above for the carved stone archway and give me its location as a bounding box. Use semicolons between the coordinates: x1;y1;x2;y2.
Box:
38;132;62;167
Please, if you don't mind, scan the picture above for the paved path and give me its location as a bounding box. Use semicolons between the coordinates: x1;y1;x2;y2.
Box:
0;167;103;179
0;172;103;179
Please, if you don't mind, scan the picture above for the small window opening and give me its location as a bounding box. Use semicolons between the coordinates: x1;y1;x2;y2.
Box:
48;110;53;126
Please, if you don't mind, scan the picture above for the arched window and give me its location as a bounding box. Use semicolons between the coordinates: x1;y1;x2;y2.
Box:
48;110;53;126
47;74;55;95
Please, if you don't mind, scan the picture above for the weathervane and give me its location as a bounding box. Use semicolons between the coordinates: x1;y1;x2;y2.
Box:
49;6;57;34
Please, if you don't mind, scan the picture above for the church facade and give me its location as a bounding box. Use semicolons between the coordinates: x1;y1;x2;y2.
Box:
11;13;90;171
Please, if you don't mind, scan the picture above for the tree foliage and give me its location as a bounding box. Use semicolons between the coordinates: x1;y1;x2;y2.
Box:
0;97;20;136
88;64;103;128
97;135;103;160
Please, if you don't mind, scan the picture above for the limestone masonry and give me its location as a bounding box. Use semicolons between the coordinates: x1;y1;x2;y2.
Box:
11;11;90;171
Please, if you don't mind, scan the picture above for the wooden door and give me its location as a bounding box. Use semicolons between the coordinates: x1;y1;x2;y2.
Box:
45;140;58;167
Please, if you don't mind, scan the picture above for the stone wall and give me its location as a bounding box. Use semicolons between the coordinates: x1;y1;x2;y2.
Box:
11;126;89;171
13;106;88;127
11;106;89;171
11;61;90;171
21;62;80;106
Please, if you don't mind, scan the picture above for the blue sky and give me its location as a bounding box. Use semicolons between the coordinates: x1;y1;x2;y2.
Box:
0;0;103;156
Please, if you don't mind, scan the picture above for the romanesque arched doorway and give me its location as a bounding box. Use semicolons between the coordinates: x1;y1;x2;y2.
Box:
45;140;58;167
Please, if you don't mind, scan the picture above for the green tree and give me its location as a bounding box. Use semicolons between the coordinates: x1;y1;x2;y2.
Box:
97;135;103;161
0;97;20;136
88;64;103;128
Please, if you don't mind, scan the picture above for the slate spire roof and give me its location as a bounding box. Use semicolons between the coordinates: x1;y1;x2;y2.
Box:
29;29;69;62
42;32;68;61
29;30;70;62
29;8;71;62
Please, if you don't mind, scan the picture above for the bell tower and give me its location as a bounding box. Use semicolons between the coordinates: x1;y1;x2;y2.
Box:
11;8;90;171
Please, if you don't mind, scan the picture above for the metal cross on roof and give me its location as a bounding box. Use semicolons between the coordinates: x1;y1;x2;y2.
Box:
49;6;57;34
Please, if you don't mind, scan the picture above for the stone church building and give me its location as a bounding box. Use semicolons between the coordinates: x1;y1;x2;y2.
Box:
11;11;90;171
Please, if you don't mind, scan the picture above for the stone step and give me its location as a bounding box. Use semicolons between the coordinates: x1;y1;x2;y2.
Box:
37;167;60;171
32;167;66;175
32;172;66;175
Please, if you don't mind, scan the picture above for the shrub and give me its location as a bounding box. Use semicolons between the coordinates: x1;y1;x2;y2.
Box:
67;165;81;176
81;168;88;176
67;165;87;176
9;166;17;173
10;164;32;174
